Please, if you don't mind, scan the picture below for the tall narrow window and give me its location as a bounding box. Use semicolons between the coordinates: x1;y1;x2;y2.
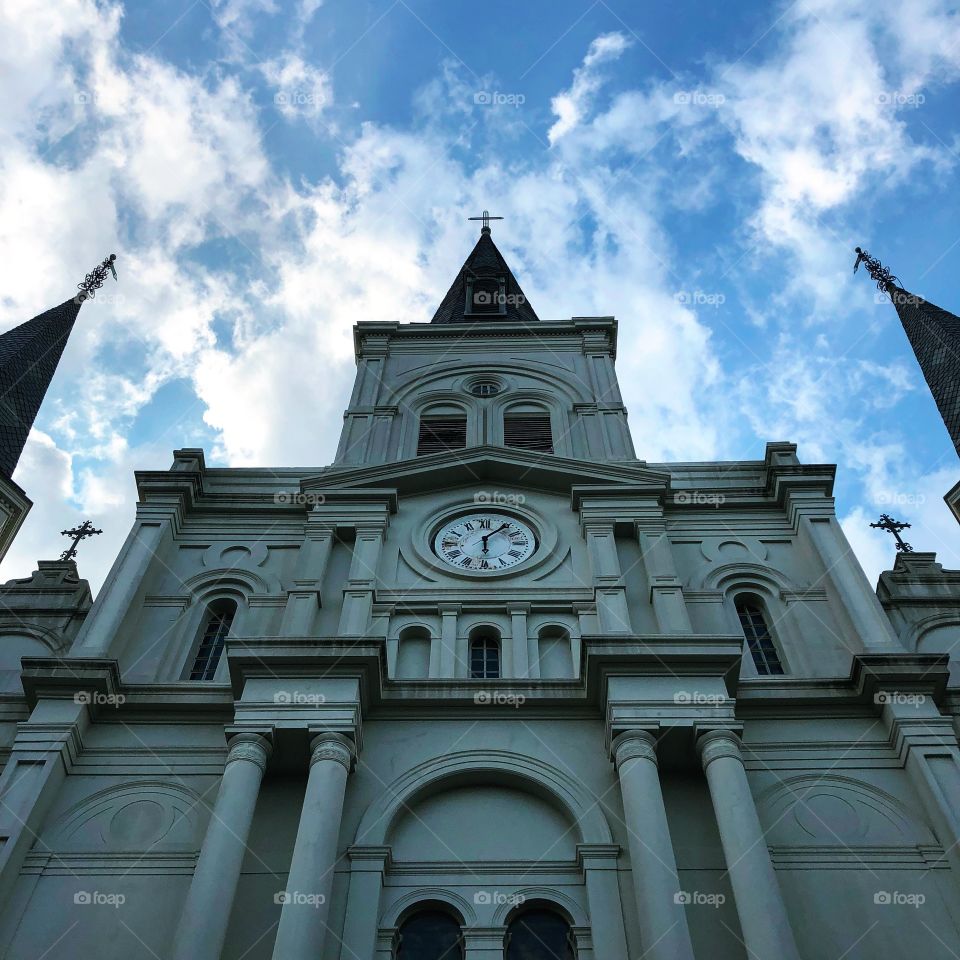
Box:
395;909;463;960
470;635;500;679
505;908;576;960
504;414;553;453
417;416;467;455
736;597;784;676
189;600;236;680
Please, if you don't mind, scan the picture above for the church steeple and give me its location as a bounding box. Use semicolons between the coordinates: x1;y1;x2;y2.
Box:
0;254;117;479
854;246;960;457
430;216;539;324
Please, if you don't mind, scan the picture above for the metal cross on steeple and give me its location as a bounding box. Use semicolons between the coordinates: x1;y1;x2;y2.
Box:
870;513;914;553
59;520;102;561
468;210;504;234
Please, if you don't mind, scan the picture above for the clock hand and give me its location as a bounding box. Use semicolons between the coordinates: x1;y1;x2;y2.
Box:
480;523;510;552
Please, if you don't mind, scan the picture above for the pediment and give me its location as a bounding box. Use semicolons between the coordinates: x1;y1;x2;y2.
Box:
300;446;671;499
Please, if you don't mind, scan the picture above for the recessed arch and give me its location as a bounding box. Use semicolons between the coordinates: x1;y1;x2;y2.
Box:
354;749;613;847
694;560;792;594
381;888;476;928
493;888;587;927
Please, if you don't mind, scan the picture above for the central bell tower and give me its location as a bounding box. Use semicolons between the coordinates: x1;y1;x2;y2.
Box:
334;221;635;467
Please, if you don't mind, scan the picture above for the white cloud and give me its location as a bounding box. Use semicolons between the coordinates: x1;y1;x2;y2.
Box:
261;53;332;124
548;32;632;144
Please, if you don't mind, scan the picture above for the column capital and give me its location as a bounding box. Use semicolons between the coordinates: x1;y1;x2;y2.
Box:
225;732;272;772
309;731;355;771
696;727;744;769
611;728;659;768
506;602;531;615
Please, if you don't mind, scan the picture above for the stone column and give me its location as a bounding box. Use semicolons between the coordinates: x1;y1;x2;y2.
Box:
803;515;900;651
280;521;335;636
272;733;354;960
339;522;385;636
73;515;168;655
636;521;692;633
463;928;503;959
583;520;632;633
508;603;530;678
339;846;391;960
171;733;272;960
435;604;460;678
697;729;800;960
577;844;629;960
612;731;695;960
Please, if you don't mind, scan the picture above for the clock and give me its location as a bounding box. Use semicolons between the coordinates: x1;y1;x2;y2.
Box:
433;513;537;572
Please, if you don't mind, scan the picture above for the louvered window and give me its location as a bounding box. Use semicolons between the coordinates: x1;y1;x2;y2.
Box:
417;417;467;455
504;414;553;453
736;597;784;676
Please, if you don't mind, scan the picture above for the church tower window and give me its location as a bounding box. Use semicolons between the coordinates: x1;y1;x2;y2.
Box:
504;413;553;453
189;600;236;680
395;908;463;959
469;635;501;679
417;416;467;455
735;596;784;675
505;908;576;959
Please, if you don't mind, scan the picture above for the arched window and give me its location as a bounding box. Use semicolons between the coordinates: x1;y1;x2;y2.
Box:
505;908;576;960
189;599;236;680
417;404;468;456
395;909;463;960
735;596;784;675
470;635;500;679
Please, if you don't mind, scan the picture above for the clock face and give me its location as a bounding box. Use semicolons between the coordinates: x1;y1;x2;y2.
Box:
433;513;537;572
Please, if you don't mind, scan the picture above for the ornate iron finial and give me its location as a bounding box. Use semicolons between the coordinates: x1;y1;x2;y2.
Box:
468;210;504;234
870;513;914;553
59;520;102;561
853;246;899;291
76;253;118;303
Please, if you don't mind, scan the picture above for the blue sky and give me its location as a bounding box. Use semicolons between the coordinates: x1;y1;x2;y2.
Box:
1;0;959;589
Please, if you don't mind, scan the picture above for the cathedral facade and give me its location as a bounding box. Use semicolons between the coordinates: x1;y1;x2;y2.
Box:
1;228;960;960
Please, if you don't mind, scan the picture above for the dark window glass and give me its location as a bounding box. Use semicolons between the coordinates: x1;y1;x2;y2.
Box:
417;417;467;455
470;636;500;679
470;380;500;397
190;602;236;680
504;415;553;453
396;910;463;960
505;909;576;960
736;598;784;675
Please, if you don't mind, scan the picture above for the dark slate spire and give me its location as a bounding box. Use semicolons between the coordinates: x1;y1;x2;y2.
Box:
0;254;117;479
855;247;960;457
431;222;539;324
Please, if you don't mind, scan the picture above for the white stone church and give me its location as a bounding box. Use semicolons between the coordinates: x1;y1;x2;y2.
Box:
1;224;959;960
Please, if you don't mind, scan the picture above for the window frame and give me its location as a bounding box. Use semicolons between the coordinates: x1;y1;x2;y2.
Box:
188;599;237;681
735;595;785;676
469;635;501;680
